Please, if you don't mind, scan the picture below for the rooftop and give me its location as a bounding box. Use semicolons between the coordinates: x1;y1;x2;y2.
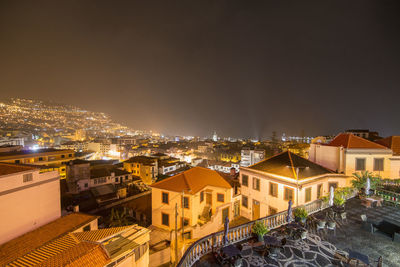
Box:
0;213;98;266
195;198;400;266
151;166;232;194
376;136;400;155
0;162;38;176
124;156;157;165
246;151;334;179
90;167;130;179
328;133;388;149
0;148;74;159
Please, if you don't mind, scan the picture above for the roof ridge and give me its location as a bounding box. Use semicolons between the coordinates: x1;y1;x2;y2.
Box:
287;151;298;180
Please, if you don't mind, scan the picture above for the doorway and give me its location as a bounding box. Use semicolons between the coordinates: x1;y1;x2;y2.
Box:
252;200;260;220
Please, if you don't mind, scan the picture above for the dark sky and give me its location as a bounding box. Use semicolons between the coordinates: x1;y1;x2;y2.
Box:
1;1;400;139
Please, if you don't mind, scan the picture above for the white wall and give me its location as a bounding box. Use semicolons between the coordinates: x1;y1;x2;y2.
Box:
0;170;61;244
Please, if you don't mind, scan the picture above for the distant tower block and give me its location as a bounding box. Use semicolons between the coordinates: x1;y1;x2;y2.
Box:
212;131;218;142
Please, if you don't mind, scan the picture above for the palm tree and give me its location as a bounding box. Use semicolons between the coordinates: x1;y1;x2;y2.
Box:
352;171;381;192
109;208;130;227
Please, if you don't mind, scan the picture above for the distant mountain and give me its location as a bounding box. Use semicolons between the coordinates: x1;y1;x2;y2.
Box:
0;98;132;136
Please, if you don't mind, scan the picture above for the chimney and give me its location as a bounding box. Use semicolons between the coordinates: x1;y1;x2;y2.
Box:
73;205;79;212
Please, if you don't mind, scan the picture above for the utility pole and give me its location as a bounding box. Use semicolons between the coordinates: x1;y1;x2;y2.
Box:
181;191;185;239
175;203;178;266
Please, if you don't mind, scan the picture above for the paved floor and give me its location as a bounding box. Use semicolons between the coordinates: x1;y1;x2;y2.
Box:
195;198;400;267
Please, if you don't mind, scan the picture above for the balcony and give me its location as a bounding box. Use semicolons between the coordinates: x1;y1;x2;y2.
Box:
177;192;400;266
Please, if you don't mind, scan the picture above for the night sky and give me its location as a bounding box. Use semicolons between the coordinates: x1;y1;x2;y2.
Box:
1;1;400;139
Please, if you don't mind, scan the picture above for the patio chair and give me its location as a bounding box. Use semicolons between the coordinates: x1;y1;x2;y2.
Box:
327;221;336;236
233;257;243;267
240;244;252;258
316;220;326;232
361;214;374;233
340;212;347;223
268;246;280;259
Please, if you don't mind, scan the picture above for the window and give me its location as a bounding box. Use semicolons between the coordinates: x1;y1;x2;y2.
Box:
317;184;323;199
38;157;43;161
355;158;366;171
284;187;294;201
162;192;169;204
242;195;248;208
15;160;20;164
183;231;192;239
305;187;312;202
183;197;189;209
269;206;277;215
200;191;204;202
242;174;248;187
182;218;189;227
84;183;88;188
68;154;72;157
61;155;65;158
23;173;33;182
162;213;169;226
115;177;119;183
217;193;224;202
253;177;260;191
83;225;91;231
269;182;278;197
374;158;384;171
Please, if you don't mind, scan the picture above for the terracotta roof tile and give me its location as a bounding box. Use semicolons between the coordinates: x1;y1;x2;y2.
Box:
376;136;400;155
0;163;38;176
73;226;134;242
0;213;98;266
247;151;334;179
328;133;388;149
151;167;232;194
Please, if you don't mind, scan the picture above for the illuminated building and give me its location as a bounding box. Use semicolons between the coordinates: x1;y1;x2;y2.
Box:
151;167;241;239
0;163;60;244
212;131;218;142
123;156;158;184
0;137;24;147
240;151;350;220
240;148;265;167
74;129;86;141
309;133;393;178
0;212;150;267
0;148;75;179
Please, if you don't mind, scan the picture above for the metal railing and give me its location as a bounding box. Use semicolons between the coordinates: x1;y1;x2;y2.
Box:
176;192;356;267
375;189;400;205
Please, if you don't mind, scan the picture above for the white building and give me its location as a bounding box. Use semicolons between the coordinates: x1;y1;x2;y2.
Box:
309;133;393;178
0;137;24;147
240;148;265;167
0;163;61;244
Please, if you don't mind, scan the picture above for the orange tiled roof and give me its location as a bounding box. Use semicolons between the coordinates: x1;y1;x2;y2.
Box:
328;133;388;149
0;213;98;266
73;226;134;242
151;167;232;194
37;241;109;267
0;163;38;176
376;136;400;155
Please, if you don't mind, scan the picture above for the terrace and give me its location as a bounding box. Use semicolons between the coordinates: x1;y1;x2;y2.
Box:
178;193;400;267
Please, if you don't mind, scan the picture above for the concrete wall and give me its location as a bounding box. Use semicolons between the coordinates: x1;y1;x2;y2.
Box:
0;169;61;244
344;149;392;178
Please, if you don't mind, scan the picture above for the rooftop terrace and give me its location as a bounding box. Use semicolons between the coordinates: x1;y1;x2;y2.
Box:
179;196;400;267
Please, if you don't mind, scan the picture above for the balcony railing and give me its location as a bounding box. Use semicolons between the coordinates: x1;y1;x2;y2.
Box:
375;189;400;205
177;191;357;267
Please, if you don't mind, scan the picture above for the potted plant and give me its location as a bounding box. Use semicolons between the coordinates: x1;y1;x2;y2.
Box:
293;207;308;224
252;221;269;242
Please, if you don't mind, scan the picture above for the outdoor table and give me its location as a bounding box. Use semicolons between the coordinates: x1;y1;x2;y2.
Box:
287;222;302;229
222;244;241;258
264;235;281;247
348;250;370;265
366;197;383;207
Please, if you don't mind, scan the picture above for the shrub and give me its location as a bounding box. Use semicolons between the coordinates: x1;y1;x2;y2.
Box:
293;207;308;219
252;221;269;236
